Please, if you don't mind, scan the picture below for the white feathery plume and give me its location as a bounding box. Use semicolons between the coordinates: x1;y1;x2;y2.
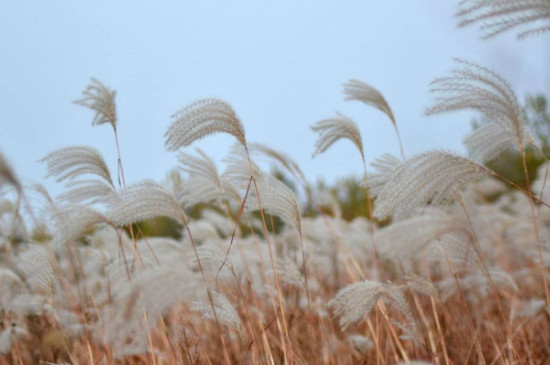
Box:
330;279;435;337
201;209;235;237
106;181;186;226
246;174;302;233
437;267;518;301
347;334;375;354
0;268;23;287
177;149;240;208
17;246;55;295
311;112;365;162
374;208;469;264
429;233;482;271
40;146;114;186
57;179;114;204
343;79;396;126
165;98;246;151
343;79;405;159
191;290;242;333
404;275;439;299
222;143;263;189
373;151;490;219
273;256;306;289
329;280;389;330
0;151;21;192
463;123;517;163
178;148;219;180
426;59;534;154
249;143;307;185
517;298;547;318
457;0;550;39
193;243;235;275
365;153;402;196
0;323;29;354
74;78;117;130
52;205;110;243
101;266;203;357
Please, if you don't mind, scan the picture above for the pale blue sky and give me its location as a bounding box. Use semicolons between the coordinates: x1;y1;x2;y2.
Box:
1;1;549;197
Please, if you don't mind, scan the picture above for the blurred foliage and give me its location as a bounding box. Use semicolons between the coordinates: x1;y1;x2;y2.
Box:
132;217;182;240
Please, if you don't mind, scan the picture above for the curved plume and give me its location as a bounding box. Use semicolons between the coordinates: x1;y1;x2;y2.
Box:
343;79;396;126
463;123;518;163
311;112;364;162
74;78;117;130
343;79;405;159
165;98;246;151
246;174;302;233
106;181;186;226
457;0;550;39
249;143;307;186
177;149;240;208
40;146;113;186
373;151;490;219
366;153;402;197
0;151;21;192
426;59;533;154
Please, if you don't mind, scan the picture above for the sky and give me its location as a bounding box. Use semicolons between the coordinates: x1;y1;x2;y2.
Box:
1;1;550;198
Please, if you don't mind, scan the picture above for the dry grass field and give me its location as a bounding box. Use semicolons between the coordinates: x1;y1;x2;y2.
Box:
1;1;550;364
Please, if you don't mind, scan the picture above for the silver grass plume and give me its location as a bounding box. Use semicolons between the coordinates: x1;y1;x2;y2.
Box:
343;79;396;126
191;289;242;333
429;233;483;271
374;208;470;265
274;256;306;289
347;334;375;354
40;146;114;186
329;281;406;330
165;98;246;151
0;151;21;192
311;112;364;162
249;143;307;186
17;246;55;295
177;149;240;208
246;174;302;233
426;59;533;154
373;151;490;219
0;324;28;355
329;281;386;330
343;79;405;159
365;153;402;197
463;123;518;163
102;266;202;357
57;179;115;205
106;181;186;226
74;78;117;130
405;275;439;298
457;0;550;39
193;243;235;276
53;205;110;244
222;143;263;189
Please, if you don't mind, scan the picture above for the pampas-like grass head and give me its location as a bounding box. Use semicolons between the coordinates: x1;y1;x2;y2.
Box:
457;0;550;39
373;151;489;219
74;78;117;130
311;112;364;162
106;181;186;226
165;98;246;151
426;59;532;154
343;79;396;126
